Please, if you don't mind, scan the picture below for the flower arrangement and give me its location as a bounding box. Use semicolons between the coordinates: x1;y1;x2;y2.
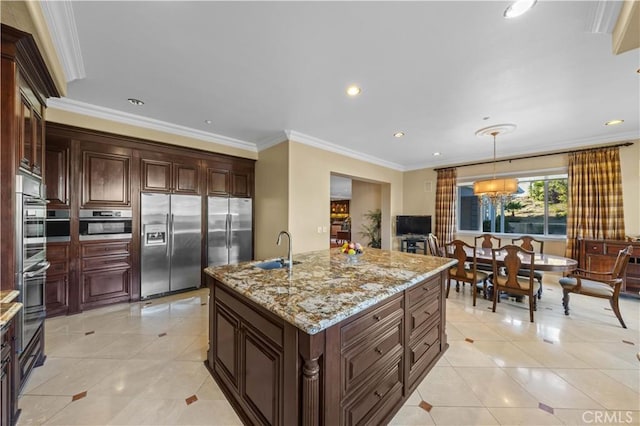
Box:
340;241;364;255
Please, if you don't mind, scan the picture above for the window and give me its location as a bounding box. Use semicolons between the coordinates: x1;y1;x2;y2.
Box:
458;175;567;236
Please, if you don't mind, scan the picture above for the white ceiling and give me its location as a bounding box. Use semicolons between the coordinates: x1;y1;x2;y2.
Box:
44;1;639;171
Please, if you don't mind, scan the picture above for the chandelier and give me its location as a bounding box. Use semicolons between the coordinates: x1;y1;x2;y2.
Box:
473;124;518;206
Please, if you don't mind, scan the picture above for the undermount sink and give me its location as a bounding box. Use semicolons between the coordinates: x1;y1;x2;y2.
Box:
254;259;300;270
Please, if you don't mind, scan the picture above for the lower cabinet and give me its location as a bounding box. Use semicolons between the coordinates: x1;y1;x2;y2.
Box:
80;240;131;310
579;239;640;297
1;321;17;426
46;242;70;317
207;271;448;425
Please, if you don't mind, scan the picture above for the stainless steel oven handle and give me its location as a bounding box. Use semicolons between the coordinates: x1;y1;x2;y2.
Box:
24;261;50;278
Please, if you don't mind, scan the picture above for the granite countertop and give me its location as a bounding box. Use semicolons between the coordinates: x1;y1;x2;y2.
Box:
1;290;23;329
205;248;456;335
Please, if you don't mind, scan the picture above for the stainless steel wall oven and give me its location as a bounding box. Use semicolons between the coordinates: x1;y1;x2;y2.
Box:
45;209;70;242
15;174;49;353
79;209;132;240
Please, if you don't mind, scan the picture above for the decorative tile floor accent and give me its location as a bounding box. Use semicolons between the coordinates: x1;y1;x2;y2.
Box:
538;402;554;414
71;391;87;401
158;332;167;337
185;395;198;405
543;339;554;344
419;400;433;412
465;337;474;343
622;340;635;345
84;330;95;335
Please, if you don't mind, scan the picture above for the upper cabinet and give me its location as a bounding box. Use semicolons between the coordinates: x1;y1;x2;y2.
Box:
141;155;200;194
18;80;45;177
206;161;253;198
82;148;131;208
45;136;70;208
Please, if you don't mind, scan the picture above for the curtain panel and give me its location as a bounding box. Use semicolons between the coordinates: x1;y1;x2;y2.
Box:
565;147;626;259
435;168;457;246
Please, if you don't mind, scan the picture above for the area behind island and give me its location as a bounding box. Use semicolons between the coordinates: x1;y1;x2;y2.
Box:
204;248;456;425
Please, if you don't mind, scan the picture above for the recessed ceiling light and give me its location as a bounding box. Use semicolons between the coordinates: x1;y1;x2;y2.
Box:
204;120;213;125
393;132;405;138
346;85;361;96
605;119;624;126
433;152;441;156
127;98;144;106
504;0;537;18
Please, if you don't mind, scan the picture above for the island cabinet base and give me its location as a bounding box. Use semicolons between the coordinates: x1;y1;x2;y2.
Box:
206;269;448;425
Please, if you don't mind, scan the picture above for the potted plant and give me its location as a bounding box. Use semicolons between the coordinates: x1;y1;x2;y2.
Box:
359;209;381;248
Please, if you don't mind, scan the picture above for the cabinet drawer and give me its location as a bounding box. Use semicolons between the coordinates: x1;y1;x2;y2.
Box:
340;295;403;350
585;242;604;254
409;322;442;388
407;275;440;307
81;241;130;258
605;244;628;256
342;318;403;396
409;293;440;339
82;255;130;271
342;357;403;426
48;260;68;275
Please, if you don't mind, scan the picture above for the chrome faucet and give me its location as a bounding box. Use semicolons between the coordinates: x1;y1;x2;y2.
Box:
276;231;292;275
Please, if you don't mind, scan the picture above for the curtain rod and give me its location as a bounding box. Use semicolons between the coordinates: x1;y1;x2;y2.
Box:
434;141;634;171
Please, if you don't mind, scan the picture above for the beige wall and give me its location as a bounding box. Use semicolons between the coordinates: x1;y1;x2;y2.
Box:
401;141;639;257
287;141;403;253
254;142;289;259
351;180;382;247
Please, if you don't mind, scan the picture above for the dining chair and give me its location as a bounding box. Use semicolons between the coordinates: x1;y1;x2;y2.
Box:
512;236;544;299
474;234;501;272
427;233;442;257
444;240;488;306
489;245;540;322
558;245;633;328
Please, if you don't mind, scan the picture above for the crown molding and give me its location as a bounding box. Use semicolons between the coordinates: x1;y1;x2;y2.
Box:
284;130;405;171
586;0;623;34
256;131;288;151
47;98;258;152
39;0;86;82
404;131;639;171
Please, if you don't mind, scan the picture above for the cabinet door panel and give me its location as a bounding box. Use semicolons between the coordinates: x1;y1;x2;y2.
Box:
242;328;281;425
174;163;199;194
208;168;230;196
32;111;43;176
231;171;250;197
19;95;32;170
141;159;171;192
81;268;130;304
82;151;131;207
45;139;70;207
215;304;240;388
46;275;68;316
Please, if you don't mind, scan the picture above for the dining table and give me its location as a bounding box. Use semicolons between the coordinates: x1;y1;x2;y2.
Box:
462;246;578;272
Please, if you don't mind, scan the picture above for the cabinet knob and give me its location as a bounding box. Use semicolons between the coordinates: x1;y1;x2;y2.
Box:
374;391;382;399
373;315;381;321
424;341;430;347
424;310;430;316
374;347;383;355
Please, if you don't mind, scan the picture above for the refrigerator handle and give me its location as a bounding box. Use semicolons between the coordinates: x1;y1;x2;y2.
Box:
170;213;175;255
166;214;170;255
226;213;232;249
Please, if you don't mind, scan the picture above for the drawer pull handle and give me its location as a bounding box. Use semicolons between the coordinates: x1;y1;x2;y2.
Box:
374;391;382;399
424;341;430;347
422;287;429;291
424;310;430;315
373;315;381;321
374;347;383;355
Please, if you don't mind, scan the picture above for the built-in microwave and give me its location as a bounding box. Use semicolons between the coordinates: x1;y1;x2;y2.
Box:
79;209;132;240
46;209;70;242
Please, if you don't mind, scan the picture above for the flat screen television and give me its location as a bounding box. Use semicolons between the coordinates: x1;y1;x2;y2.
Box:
395;215;431;236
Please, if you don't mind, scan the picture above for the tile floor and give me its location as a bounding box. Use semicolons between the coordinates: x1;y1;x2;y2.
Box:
16;272;640;425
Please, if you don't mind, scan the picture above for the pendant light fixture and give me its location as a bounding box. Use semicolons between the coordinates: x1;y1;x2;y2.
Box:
473;124;518;205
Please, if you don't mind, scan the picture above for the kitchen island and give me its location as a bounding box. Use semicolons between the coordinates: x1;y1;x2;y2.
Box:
204;248;456;425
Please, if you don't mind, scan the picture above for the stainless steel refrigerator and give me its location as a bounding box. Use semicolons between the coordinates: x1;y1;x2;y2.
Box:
208;197;252;267
141;193;202;298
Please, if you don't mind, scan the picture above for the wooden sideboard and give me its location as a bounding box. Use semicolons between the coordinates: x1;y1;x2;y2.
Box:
578;239;640;297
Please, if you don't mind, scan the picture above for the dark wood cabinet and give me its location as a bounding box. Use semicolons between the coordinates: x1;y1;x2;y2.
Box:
207;271;447;425
1;320;17;426
45;243;70;317
141;156;200;194
578;239;640;297
17;80;46;177
45;137;70;208
82;150;131;208
80;240;131;310
206;163;253;197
